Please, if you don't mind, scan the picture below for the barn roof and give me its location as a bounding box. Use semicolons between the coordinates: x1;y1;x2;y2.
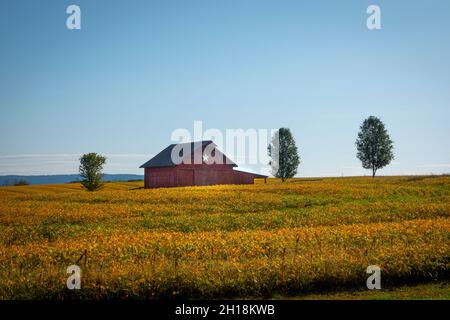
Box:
140;140;237;168
233;170;268;179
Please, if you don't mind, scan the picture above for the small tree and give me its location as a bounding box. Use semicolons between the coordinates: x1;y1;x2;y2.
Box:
79;153;106;191
356;116;394;178
268;128;300;182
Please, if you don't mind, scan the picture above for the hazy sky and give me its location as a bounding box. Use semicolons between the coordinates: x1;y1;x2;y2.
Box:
1;0;449;176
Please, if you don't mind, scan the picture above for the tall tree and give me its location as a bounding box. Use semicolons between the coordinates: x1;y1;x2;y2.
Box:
356;116;394;177
79;153;106;191
268;128;300;182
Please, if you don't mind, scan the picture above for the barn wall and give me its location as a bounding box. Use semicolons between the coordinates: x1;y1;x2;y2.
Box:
233;170;257;184
178;164;235;186
144;167;177;188
144;165;262;188
176;168;194;187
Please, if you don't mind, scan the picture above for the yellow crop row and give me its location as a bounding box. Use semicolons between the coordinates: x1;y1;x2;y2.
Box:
0;176;449;299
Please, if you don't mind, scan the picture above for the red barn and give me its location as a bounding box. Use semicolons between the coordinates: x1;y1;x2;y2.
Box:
140;141;267;188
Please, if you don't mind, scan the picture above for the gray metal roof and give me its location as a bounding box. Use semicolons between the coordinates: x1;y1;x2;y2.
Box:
139;141;237;168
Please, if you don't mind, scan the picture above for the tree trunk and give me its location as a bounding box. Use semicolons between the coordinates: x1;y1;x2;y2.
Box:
372;166;376;178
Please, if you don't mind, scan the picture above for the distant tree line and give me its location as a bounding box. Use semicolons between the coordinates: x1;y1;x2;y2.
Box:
2;179;29;186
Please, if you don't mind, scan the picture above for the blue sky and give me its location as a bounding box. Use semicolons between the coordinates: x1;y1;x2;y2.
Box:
1;0;449;176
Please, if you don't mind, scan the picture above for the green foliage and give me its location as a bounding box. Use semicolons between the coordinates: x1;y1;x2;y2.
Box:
79;153;106;191
13;179;29;186
268;128;301;181
1;179;30;186
356;116;394;177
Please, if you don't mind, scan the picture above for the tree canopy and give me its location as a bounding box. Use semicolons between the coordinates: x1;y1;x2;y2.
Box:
268;128;300;182
356;116;394;177
79;153;106;191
